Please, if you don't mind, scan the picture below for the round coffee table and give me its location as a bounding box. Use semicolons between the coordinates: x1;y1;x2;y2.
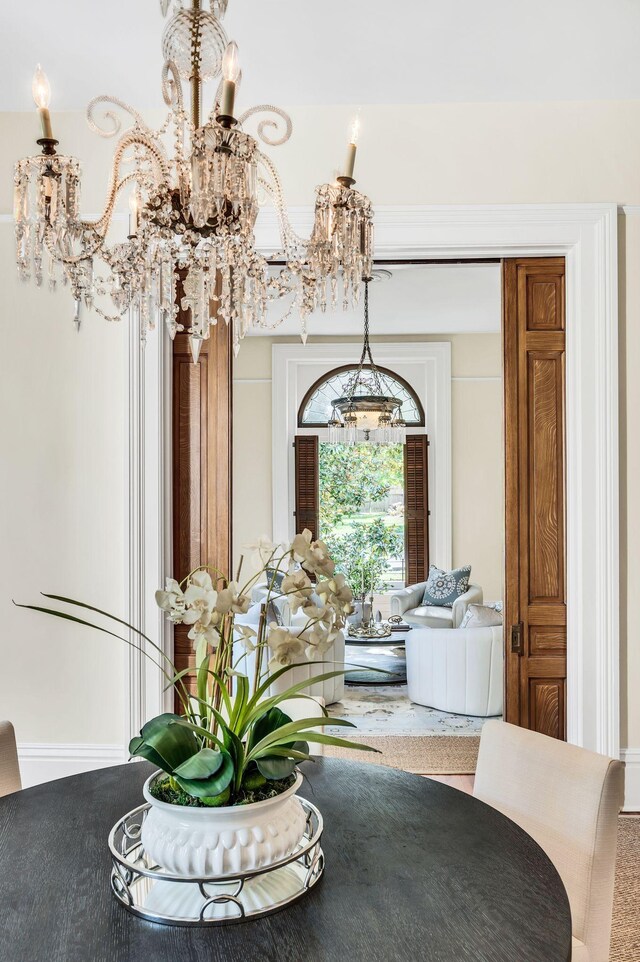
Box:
345;627;411;684
0;758;571;961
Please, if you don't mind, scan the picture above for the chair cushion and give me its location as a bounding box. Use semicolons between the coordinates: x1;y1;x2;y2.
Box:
404;605;454;628
421;564;471;607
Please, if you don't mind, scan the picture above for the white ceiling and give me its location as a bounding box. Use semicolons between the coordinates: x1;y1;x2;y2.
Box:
2;0;640;110
255;263;501;337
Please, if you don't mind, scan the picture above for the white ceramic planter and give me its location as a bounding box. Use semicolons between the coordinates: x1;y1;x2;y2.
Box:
141;771;307;879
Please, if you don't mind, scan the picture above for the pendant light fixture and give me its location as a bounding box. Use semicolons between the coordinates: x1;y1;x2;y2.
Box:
328;277;407;445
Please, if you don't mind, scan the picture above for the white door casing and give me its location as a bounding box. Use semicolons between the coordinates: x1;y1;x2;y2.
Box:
133;203;618;760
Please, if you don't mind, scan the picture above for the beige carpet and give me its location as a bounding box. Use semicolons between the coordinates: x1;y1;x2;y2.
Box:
324;734;480;774
325;736;638;956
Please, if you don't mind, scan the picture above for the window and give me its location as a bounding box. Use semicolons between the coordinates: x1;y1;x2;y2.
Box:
298;365;425;428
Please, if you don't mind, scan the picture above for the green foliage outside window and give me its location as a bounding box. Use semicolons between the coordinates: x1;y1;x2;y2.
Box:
319;443;405;597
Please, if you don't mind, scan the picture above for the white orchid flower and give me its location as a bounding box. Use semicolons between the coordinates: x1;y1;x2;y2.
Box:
291;529;313;563
236;624;257;652
187;618;219;649
302;603;329;621
246;534;277;566
184;573;217;623
216;581;252;615
267;625;306;668
155;578;186;622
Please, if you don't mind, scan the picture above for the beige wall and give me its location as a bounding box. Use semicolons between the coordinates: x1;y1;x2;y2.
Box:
0;98;638;750
233;333;504;600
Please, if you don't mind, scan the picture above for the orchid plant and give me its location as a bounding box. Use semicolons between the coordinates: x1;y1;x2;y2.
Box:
18;529;375;806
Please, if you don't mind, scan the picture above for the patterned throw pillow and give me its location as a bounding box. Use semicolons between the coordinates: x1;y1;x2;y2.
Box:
460;603;503;628
421;565;471;608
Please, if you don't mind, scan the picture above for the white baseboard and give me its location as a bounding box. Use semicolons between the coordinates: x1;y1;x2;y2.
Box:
17;742;127;789
621;748;640;812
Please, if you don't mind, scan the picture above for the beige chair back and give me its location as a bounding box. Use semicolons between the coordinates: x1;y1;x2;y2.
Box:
474;720;623;962
0;721;21;797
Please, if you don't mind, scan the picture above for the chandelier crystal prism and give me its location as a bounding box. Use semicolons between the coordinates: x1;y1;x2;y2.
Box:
13;0;374;360
327;277;407;446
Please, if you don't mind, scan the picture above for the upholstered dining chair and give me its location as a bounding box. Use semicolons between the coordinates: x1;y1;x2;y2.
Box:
0;721;21;797
474;720;623;962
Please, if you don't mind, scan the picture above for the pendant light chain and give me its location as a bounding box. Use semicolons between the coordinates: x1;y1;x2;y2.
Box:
345;277;384;399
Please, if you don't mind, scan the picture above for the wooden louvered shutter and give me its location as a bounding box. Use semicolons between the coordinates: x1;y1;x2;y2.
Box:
404;434;429;585
294;435;319;540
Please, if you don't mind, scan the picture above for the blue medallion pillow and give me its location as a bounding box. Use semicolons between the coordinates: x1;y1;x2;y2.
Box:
421;564;471;608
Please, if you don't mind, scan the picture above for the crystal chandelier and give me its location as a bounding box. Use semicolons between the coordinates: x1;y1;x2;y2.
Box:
328;278;407;446
13;0;374;361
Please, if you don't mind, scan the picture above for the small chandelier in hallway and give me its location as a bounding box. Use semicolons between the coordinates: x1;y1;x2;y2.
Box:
328;277;407;445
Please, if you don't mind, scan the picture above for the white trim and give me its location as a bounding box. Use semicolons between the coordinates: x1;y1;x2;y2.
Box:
17;743;127;789
261;203;620;758
451;376;501;382
272;342;452;571
126;313;173;749
621;749;640;812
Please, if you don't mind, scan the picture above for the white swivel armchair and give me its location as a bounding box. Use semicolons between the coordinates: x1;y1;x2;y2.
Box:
389;581;483;628
406;626;503;716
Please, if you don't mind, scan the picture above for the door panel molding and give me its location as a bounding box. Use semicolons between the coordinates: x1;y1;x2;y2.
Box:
504;257;567;739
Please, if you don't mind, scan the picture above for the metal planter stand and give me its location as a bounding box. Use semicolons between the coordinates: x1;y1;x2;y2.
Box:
108;798;324;926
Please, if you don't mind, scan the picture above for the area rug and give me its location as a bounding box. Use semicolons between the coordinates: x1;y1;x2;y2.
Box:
324;734;480;774
328;684;487;735
611;816;640;961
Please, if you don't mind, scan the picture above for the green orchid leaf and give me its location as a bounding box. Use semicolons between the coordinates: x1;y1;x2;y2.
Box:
256;755;296;780
286;732;380;752
174;750;234;798
173;747;225;781
239;669;351;735
255;740;310;780
247;717;355;761
261;746;313;763
248;707;292;753
137;714;200;772
128;736;167;770
223;727;246;775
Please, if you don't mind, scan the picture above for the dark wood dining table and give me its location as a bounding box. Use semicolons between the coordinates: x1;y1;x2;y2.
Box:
0;758;572;962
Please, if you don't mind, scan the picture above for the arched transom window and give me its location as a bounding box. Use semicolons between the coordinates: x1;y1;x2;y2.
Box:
298;364;425;428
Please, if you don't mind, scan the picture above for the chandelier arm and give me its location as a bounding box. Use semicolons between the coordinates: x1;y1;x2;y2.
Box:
161;60;185;112
237;106;293;147
256;152;308;255
86;95;149;139
81;131;171;235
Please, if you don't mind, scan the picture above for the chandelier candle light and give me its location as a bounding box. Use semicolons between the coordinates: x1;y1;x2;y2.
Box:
13;0;374;360
328;277;407;445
